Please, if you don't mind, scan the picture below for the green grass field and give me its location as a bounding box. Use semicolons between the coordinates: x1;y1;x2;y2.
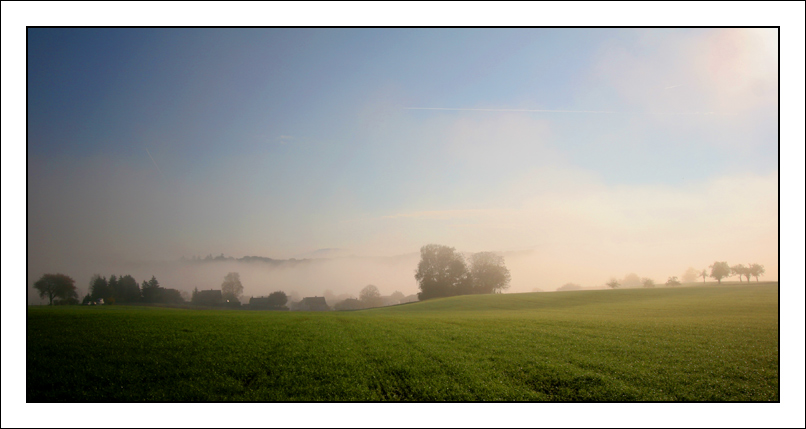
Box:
27;283;778;401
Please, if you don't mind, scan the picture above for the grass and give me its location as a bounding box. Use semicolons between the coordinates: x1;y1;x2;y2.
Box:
27;283;778;401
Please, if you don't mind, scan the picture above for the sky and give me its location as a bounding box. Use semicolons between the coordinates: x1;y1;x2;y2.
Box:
23;27;781;300
4;2;806;428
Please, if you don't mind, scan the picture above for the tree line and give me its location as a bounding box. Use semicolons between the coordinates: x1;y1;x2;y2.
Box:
603;261;766;289
32;273;182;305
87;274;184;304
414;244;511;301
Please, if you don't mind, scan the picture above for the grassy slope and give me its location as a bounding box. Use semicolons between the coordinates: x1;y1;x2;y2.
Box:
27;284;778;401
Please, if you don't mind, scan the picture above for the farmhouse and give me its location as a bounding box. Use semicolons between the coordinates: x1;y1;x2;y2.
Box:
194;289;223;306
249;296;271;309
297;296;330;311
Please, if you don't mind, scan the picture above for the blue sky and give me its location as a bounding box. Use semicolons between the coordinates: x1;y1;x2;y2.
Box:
25;27;781;296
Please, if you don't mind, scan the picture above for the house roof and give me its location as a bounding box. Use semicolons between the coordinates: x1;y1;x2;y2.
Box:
300;296;329;310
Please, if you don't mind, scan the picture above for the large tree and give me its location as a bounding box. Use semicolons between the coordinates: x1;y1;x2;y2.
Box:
359;284;382;308
414;244;472;301
748;263;765;282
469;252;511;294
709;261;731;284
666;276;681;287
33;274;77;305
221;272;243;302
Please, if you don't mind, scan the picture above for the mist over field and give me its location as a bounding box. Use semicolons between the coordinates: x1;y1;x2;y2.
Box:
27;240;778;305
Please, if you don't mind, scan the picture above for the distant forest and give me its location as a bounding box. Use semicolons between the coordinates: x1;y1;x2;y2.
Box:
181;253;318;266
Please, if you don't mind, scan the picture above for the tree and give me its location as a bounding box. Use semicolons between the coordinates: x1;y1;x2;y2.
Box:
390;291;405;304
33;274;77;305
731;264;747;283
117;275;141;303
642;278;655;288
89;275;112;301
267;291;288;308
701;269;707;283
709;261;731;284
108;275;119;298
141;276;162;303
221;272;243;302
469;251;511;294
161;288;184;304
748;264;765;282
606;278;620;289
359;284;382;308
414;244;472;300
682;267;700;283
666;276;681;287
621;273;642;288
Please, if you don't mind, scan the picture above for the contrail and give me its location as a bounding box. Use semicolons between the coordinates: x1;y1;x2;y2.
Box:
664;84;684;89
144;147;164;178
403;107;618;113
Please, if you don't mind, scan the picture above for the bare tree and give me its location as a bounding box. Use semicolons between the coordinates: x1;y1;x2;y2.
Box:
606;278;620;289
